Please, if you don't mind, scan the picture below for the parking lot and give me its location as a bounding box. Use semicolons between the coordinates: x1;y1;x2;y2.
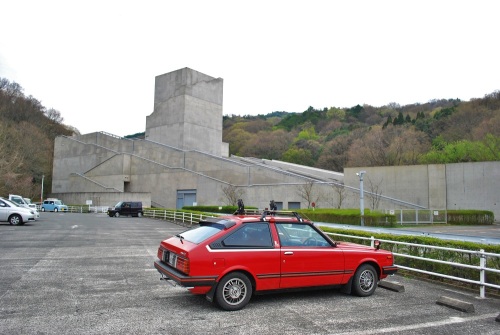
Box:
1;213;499;334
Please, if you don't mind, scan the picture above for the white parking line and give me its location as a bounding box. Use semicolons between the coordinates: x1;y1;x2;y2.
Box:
336;313;499;335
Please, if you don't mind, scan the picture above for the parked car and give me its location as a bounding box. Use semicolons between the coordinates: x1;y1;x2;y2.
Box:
154;210;397;311
107;201;143;217
0;197;36;225
7;194;40;219
41;199;68;212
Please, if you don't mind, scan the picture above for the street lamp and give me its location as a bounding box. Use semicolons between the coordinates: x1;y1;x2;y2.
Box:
356;171;366;226
41;174;44;203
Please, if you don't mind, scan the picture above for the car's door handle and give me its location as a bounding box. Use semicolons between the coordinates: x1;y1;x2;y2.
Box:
284;251;294;255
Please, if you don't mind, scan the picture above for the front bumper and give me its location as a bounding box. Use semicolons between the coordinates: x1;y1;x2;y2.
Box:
154;260;218;287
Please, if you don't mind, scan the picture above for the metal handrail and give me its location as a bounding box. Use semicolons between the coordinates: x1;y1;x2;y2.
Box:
325;232;500;298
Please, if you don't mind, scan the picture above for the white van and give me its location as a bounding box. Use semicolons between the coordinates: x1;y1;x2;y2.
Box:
8;194;40;219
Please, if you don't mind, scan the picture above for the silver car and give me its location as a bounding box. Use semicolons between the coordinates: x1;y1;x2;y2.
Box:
0;197;36;225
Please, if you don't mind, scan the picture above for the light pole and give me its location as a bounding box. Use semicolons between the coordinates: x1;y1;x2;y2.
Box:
357;171;366;226
41;174;44;203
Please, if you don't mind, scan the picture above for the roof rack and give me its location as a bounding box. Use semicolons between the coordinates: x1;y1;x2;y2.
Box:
232;209;306;222
259;210;304;222
233;209;308;222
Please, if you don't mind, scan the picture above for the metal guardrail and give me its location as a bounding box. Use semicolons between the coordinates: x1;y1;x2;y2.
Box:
325;232;500;298
142;209;215;225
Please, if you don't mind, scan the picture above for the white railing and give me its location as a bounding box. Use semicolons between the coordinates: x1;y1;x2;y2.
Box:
143;209;216;225
384;209;447;225
325;232;500;298
66;205;109;213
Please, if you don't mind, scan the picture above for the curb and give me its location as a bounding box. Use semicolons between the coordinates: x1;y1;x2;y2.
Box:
378;280;405;292
436;296;475;313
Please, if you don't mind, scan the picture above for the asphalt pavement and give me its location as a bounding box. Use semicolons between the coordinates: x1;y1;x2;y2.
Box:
1;213;499;334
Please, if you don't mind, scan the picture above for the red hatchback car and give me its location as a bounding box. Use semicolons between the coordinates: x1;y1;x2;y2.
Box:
154;211;397;311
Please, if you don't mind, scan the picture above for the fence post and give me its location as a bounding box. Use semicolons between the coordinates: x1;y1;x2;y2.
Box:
370;236;375;248
479;249;486;298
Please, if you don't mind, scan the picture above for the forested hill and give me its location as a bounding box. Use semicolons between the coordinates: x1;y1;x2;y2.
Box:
222;92;500;172
1;76;499;199
0;78;75;199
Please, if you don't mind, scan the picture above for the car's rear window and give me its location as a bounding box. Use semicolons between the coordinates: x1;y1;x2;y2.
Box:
179;223;224;244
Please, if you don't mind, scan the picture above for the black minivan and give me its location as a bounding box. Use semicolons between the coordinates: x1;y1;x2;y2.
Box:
107;201;143;217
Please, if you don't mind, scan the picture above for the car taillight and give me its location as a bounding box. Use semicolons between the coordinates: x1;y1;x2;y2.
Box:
176;257;190;274
157;248;163;260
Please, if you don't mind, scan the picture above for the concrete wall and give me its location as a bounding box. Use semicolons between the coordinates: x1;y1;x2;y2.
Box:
344;162;500;220
446;162;499;214
51;192;151;208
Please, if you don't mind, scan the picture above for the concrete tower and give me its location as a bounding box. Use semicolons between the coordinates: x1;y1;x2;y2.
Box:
145;68;228;156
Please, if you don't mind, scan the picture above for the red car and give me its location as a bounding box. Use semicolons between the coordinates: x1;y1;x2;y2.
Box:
154;211;397;311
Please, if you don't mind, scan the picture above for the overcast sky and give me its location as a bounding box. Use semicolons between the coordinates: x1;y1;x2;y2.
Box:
1;0;499;136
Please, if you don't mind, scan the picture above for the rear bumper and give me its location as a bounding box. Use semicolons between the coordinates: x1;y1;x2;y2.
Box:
154;260;218;287
382;265;398;275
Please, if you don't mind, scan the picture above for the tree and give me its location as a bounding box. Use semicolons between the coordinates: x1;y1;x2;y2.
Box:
44;108;64;123
393;112;405;125
239;129;293;159
296;181;322;209
0;123;24;195
326;107;346;120
282;148;315;166
220;184;245;206
347;126;430;167
316;135;352;172
332;184;348;209
366;176;383;210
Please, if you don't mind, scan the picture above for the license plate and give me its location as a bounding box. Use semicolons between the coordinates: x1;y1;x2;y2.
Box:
168;252;177;266
163;250;169;262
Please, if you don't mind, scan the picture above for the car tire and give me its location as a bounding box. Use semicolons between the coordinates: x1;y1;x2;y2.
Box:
215;272;252;311
54;208;58;212
41;207;45;212
114;212;120;218
352;264;378;297
137;212;142;218
9;214;23;226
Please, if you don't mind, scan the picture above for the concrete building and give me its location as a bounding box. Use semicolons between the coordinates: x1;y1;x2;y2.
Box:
145;68;228;157
50;67;499;221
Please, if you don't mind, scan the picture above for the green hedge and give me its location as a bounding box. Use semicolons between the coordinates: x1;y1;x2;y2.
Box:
296;209;493;227
295;209;396;227
447;210;494;225
321;226;500;295
180;207;493;226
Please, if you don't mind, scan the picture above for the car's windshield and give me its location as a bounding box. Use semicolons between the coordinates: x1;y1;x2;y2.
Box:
115;202;123;207
4;199;20;207
178;224;223;244
55;200;63;205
